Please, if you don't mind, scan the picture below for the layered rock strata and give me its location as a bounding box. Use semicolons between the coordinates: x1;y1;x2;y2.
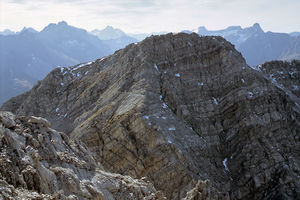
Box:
1;33;299;199
0;111;164;199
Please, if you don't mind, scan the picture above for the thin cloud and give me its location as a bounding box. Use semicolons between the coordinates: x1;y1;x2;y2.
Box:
1;0;299;33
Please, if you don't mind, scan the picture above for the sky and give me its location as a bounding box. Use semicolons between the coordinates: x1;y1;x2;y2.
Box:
1;0;300;34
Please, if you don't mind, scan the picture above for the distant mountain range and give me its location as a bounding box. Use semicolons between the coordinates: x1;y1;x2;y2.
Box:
0;22;135;105
196;23;300;66
0;22;299;105
90;26;138;51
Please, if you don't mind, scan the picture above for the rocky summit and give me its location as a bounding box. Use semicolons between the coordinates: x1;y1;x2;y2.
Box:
1;33;300;199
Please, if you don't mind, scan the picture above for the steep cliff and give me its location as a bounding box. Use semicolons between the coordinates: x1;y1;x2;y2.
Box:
1;33;300;199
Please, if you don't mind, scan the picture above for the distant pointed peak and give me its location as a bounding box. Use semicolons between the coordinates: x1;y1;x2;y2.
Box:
93;25;126;40
104;25;114;29
253;23;260;27
102;26;124;33
20;27;37;34
252;23;263;31
41;20;77;33
21;27;27;32
58;21;68;26
198;26;208;35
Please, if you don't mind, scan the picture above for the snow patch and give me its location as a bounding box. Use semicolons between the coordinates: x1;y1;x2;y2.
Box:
168;127;176;131
153;64;160;73
100;57;106;61
162;103;168;109
60;82;64;86
277;71;284;75
59;66;63;73
167;139;173;143
198;82;204;86
289;69;296;77
162;116;167;120
72;61;93;71
222;158;229;171
241;78;245;83
143;115;149;119
248;91;254;98
55;108;59;112
250;64;262;71
175;73;180;77
213;97;218;105
293;85;299;90
73;63;86;71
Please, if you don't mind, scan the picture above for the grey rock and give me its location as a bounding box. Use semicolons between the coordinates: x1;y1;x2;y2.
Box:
0;111;16;128
28;116;51;127
1;33;300;199
0;112;163;199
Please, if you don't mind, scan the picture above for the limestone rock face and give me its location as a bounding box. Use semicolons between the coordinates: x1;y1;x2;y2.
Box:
254;60;300;98
183;180;229;200
0;111;163;199
1;33;300;199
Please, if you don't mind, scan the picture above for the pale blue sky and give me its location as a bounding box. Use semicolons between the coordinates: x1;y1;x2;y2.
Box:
1;0;299;33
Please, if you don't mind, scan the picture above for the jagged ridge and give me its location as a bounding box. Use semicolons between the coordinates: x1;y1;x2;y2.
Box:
1;33;300;199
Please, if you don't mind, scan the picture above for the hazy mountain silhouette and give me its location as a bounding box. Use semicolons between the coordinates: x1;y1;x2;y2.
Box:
1;22;299;105
197;23;299;65
90;25;127;40
0;21;114;105
90;26;138;51
0;29;15;35
290;32;300;37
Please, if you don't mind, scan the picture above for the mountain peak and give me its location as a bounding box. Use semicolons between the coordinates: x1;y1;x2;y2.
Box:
57;21;68;26
198;26;207;31
20;27;37;34
0;29;15;35
90;25;126;40
41;21;72;32
197;26;208;35
103;25;115;30
252;23;263;32
40;21;88;36
2;33;299;199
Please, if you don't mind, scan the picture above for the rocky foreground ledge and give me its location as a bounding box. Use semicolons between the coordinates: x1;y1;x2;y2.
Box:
0;111;165;199
1;33;300;199
0;111;226;200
